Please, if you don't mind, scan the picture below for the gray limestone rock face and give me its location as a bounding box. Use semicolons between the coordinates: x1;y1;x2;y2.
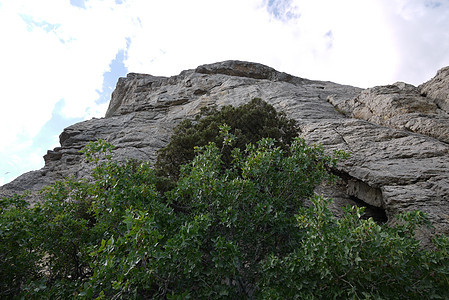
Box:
420;66;449;113
1;60;449;241
328;82;449;143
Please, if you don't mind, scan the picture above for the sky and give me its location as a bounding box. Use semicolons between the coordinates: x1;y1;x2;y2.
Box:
1;0;448;185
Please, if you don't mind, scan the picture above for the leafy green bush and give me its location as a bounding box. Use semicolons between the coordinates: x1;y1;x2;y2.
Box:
0;193;42;297
1;119;448;298
261;198;449;299
155;98;298;180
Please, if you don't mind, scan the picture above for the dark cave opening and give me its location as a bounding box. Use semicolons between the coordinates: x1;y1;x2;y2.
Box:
349;196;388;224
330;169;388;224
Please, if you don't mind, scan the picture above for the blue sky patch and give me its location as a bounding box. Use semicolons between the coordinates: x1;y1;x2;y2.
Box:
20;14;60;33
425;1;442;8
324;30;333;49
95;48;128;105
70;0;86;9
266;0;300;21
32;99;83;149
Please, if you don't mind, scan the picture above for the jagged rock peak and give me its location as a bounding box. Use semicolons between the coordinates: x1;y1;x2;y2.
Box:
105;60;310;118
194;60;304;83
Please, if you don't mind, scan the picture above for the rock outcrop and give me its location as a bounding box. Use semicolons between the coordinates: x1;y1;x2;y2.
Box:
420;66;449;113
1;60;448;240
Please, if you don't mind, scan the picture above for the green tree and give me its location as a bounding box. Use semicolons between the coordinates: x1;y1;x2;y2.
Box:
0;193;42;297
81;134;347;298
155;98;298;181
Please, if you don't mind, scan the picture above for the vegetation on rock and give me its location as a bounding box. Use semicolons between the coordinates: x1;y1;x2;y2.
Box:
1;100;448;299
155;98;298;180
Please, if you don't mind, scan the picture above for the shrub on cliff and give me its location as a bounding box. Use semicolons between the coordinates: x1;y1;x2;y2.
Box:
155;98;298;181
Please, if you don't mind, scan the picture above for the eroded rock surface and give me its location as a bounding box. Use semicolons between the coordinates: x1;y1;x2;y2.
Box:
329;82;449;143
1;60;448;239
420;66;449;113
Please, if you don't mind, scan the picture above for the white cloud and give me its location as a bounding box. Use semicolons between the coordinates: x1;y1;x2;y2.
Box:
378;0;449;85
1;0;448;185
0;0;134;184
121;0;400;87
123;0;268;74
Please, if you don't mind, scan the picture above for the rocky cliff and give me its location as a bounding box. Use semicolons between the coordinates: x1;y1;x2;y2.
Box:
1;61;448;239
